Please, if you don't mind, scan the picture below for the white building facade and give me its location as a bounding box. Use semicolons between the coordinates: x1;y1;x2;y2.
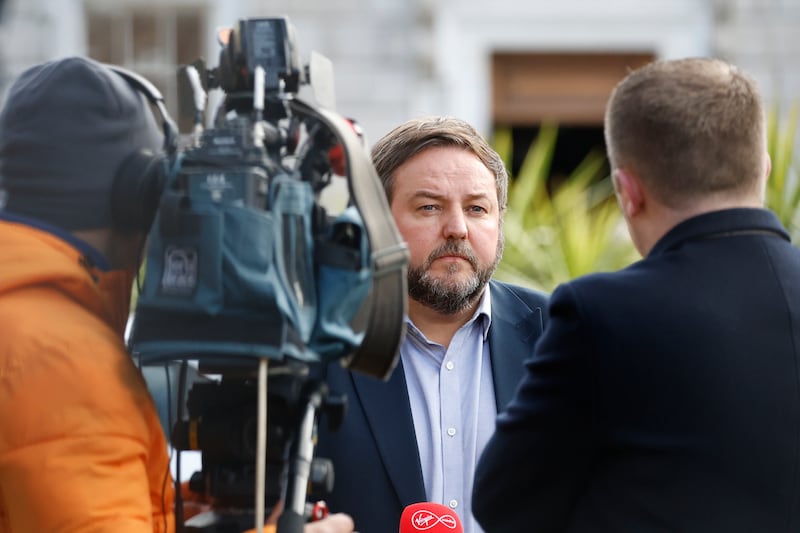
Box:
0;0;798;145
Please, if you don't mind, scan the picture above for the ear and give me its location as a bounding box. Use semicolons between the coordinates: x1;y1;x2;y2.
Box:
765;152;772;181
757;152;771;204
612;168;645;218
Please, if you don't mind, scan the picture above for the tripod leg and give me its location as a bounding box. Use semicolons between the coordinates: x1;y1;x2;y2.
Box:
277;385;324;533
255;357;269;533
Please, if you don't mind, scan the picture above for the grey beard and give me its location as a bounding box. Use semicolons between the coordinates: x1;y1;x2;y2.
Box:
407;239;500;315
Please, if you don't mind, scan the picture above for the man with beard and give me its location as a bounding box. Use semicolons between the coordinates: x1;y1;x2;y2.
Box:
315;116;549;533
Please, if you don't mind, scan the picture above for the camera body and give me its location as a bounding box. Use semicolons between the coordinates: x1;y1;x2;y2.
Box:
130;16;379;362
127;16;409;532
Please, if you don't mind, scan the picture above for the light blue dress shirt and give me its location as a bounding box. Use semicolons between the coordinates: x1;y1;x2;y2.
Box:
402;289;496;533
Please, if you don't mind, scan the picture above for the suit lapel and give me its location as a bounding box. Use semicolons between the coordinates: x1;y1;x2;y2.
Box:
350;359;426;505
346;283;543;505
489;283;544;410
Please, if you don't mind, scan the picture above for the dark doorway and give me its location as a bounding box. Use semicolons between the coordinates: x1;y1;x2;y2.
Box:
492;51;654;184
508;125;607;182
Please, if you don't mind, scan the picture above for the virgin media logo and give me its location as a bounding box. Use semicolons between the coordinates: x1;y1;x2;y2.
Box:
411;509;459;530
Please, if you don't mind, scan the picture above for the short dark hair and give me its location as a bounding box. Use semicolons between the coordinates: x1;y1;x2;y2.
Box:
370;116;508;212
604;57;767;208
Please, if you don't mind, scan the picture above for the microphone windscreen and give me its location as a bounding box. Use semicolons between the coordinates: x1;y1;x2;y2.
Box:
399;502;463;533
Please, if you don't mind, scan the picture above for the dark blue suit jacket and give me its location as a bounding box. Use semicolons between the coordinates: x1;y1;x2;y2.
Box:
473;208;800;533
315;280;548;533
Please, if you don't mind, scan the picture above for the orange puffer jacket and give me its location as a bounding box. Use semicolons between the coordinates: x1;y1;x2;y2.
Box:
0;219;175;532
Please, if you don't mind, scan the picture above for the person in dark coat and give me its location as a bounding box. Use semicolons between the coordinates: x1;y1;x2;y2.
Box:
472;57;800;533
316;116;549;533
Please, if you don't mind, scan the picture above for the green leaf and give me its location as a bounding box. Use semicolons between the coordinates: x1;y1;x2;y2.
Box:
766;104;800;241
496;125;638;292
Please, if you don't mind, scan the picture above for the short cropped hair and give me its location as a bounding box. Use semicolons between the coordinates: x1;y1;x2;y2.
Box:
370;116;508;212
604;57;767;208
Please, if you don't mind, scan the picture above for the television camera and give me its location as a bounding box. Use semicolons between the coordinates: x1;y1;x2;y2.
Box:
125;16;409;533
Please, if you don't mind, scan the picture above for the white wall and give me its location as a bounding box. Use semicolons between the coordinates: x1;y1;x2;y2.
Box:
712;0;800;113
1;0;799;142
429;0;714;136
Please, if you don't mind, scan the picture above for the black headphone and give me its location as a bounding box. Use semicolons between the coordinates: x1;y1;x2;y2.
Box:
106;64;180;233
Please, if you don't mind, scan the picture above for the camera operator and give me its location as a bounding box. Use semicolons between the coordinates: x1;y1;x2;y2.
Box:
0;56;353;533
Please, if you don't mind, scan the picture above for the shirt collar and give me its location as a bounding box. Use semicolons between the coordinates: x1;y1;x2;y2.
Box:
475;286;492;341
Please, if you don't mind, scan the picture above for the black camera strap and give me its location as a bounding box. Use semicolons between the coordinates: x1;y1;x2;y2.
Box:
291;99;409;381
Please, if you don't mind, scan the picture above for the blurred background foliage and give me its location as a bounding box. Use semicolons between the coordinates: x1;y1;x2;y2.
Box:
493;123;638;292
767;105;800;242
495;109;800;293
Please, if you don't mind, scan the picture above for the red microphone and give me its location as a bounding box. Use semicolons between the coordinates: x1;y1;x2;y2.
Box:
399;502;463;533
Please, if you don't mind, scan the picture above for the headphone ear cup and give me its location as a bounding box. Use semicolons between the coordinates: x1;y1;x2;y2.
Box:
112;149;166;233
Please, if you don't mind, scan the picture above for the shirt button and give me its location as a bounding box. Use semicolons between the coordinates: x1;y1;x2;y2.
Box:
449;499;458;509
445;361;454;371
447;427;456;437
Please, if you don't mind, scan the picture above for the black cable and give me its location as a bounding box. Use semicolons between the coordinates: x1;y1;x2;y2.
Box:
174;360;189;533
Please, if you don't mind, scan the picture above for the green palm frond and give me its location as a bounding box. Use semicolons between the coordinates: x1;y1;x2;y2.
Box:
496;106;800;293
495;125;638;292
767;104;800;241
